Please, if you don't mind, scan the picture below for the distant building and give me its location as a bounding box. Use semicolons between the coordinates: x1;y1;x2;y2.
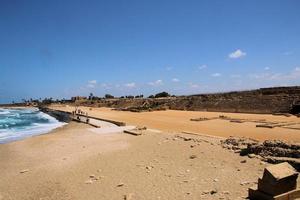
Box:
71;96;87;102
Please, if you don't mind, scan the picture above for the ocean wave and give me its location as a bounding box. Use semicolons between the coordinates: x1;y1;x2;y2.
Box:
0;108;66;144
0;109;11;115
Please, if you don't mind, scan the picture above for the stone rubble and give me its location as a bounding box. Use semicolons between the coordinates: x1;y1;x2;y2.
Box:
221;136;300;170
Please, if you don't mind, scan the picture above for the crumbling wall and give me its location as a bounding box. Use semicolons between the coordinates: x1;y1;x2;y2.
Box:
221;137;300;171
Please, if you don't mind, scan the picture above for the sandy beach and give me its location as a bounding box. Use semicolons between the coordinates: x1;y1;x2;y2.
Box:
0;106;299;199
2;1;300;199
50;105;300;142
0;121;279;200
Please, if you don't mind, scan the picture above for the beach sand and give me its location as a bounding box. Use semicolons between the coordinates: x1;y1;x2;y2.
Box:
0;121;279;200
50;105;300;142
1;106;299;199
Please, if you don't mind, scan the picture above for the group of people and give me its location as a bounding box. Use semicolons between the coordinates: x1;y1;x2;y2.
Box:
72;108;88;116
72;108;90;124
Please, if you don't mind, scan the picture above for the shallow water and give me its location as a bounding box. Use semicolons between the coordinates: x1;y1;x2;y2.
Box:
0;108;66;144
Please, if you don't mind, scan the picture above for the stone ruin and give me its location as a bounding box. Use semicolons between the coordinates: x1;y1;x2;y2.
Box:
221;137;300;171
249;162;300;199
66;86;300;114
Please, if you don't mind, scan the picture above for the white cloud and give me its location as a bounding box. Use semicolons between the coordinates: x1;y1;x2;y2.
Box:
211;73;221;77
249;73;282;80
87;80;97;88
198;65;207;70
148;80;163;86
88;80;97;84
99;83;112;89
124;82;136;88
249;67;300;81
172;78;179;82
264;67;270;70
228;49;246;59
87;84;95;88
190;84;199;88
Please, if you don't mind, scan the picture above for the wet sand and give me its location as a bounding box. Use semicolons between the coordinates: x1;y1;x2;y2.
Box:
50;105;300;142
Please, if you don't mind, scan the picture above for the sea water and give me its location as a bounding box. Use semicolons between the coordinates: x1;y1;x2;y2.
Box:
0;108;66;144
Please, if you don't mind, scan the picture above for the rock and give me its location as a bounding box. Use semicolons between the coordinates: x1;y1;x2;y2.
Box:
234;150;241;153
248;153;256;158
210;189;218;195
90;176;99;181
201;190;210;195
240;181;250;186
89;174;96;178
117;182;124;187
223;136;300;168
213;178;219;182
20;169;29;174
183;137;192;141
240;160;247;163
222;191;230;195
189;155;197;159
146;166;153;170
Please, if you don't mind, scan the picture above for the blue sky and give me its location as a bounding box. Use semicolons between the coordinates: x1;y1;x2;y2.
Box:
0;0;300;103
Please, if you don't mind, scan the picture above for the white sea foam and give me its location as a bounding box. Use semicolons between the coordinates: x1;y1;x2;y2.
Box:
0;108;66;144
0;109;10;115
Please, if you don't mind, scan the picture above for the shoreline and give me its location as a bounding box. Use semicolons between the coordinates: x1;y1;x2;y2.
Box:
0;107;67;145
0;118;299;199
0;105;36;109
